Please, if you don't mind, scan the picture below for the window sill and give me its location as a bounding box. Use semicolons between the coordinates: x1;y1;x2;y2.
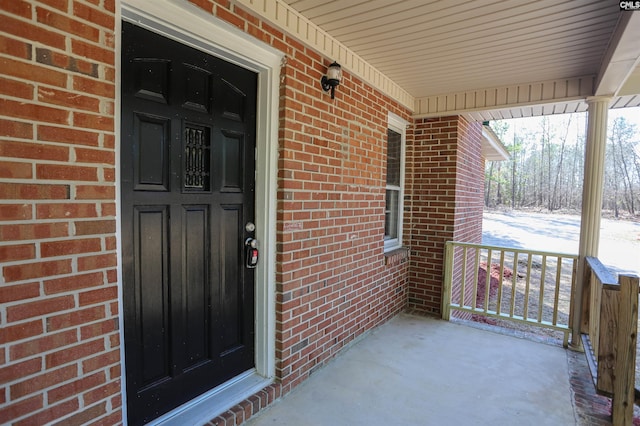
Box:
384;247;410;266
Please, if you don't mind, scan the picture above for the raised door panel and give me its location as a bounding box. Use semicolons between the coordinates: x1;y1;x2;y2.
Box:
218;205;243;355
182;205;211;370
133;206;171;388
133;113;170;191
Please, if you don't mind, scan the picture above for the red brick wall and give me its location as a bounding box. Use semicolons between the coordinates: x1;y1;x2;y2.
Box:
0;1;412;424
0;1;120;425
274;20;411;392
406;116;484;316
453;117;484;244
452;118;484;319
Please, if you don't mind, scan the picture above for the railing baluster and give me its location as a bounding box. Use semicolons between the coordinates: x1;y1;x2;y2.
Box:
523;253;532;320
538;254;547;322
538;255;547;323
459;246;468;307
511;252;519;318
472;248;480;310
496;250;505;315
485;249;493;312
552;256;562;326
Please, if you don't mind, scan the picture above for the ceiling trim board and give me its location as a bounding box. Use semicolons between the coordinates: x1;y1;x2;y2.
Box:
236;0;415;110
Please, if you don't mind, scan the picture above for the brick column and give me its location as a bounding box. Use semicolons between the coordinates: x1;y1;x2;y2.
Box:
407;116;484;315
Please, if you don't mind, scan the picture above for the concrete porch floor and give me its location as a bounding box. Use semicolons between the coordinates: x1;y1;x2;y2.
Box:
246;313;577;426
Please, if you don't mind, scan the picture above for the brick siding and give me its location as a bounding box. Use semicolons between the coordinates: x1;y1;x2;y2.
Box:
272;10;412;393
0;1;483;424
406;116;484;316
452;117;484;319
0;0;120;425
453;117;484;244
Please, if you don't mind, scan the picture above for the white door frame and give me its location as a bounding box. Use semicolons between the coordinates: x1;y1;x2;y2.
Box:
115;1;281;424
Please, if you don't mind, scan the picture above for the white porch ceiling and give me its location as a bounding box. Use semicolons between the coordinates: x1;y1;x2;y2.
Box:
273;0;640;120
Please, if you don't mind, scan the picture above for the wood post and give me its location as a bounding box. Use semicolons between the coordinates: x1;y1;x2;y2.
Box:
442;241;453;321
611;274;639;425
576;257;639;425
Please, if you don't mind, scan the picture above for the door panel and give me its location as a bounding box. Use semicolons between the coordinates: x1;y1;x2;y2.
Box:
220;130;244;191
132;59;170;104
135;206;170;388
133;113;170;191
182;64;211;113
183;204;210;369
121;21;257;426
220;205;243;353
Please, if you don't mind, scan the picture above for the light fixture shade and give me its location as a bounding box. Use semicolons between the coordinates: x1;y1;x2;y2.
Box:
321;61;342;99
326;61;342;83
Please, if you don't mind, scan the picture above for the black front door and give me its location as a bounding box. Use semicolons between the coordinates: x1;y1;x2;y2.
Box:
121;22;257;425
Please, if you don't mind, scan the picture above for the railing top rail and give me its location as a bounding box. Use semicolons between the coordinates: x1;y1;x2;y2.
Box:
585;256;618;287
445;241;578;260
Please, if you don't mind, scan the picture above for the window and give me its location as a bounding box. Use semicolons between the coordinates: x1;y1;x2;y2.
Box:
385;113;406;252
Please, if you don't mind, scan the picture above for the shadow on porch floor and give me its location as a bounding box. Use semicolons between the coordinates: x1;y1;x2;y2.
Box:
246;313;578;426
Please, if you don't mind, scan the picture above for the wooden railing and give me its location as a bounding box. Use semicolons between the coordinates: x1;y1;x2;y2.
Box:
442;241;578;347
580;256;639;425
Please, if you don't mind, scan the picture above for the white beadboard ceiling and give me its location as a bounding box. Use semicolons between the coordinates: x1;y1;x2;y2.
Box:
278;0;640;119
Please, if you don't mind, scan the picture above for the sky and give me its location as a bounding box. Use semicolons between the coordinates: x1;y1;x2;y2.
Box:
493;106;640;146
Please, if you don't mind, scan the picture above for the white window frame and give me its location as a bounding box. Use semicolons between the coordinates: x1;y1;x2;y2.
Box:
384;112;407;252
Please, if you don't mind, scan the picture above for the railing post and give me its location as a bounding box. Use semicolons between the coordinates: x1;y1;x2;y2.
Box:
442;241;453;321
611;274;639;426
580;260;592;335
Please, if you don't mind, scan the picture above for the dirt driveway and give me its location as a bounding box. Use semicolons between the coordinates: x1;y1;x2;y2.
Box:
482;210;640;277
482;209;640;392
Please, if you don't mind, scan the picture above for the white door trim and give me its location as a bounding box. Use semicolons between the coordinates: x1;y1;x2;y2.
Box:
116;1;281;423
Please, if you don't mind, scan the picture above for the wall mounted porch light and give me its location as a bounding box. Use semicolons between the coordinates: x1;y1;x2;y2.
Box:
321;61;342;99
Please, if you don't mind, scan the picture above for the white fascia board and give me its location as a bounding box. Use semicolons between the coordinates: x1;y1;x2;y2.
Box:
482;125;510;162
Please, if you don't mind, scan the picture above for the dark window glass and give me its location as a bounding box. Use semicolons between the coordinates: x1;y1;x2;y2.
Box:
385;128;402;242
386;129;401;186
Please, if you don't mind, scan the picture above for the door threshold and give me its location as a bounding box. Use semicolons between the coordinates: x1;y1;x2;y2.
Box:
148;370;272;426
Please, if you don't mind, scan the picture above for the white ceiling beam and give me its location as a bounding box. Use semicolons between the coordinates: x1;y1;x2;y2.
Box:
594;11;640;96
617;66;640;96
413;76;594;118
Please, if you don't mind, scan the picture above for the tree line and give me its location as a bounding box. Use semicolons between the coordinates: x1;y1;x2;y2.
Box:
484;114;640;217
